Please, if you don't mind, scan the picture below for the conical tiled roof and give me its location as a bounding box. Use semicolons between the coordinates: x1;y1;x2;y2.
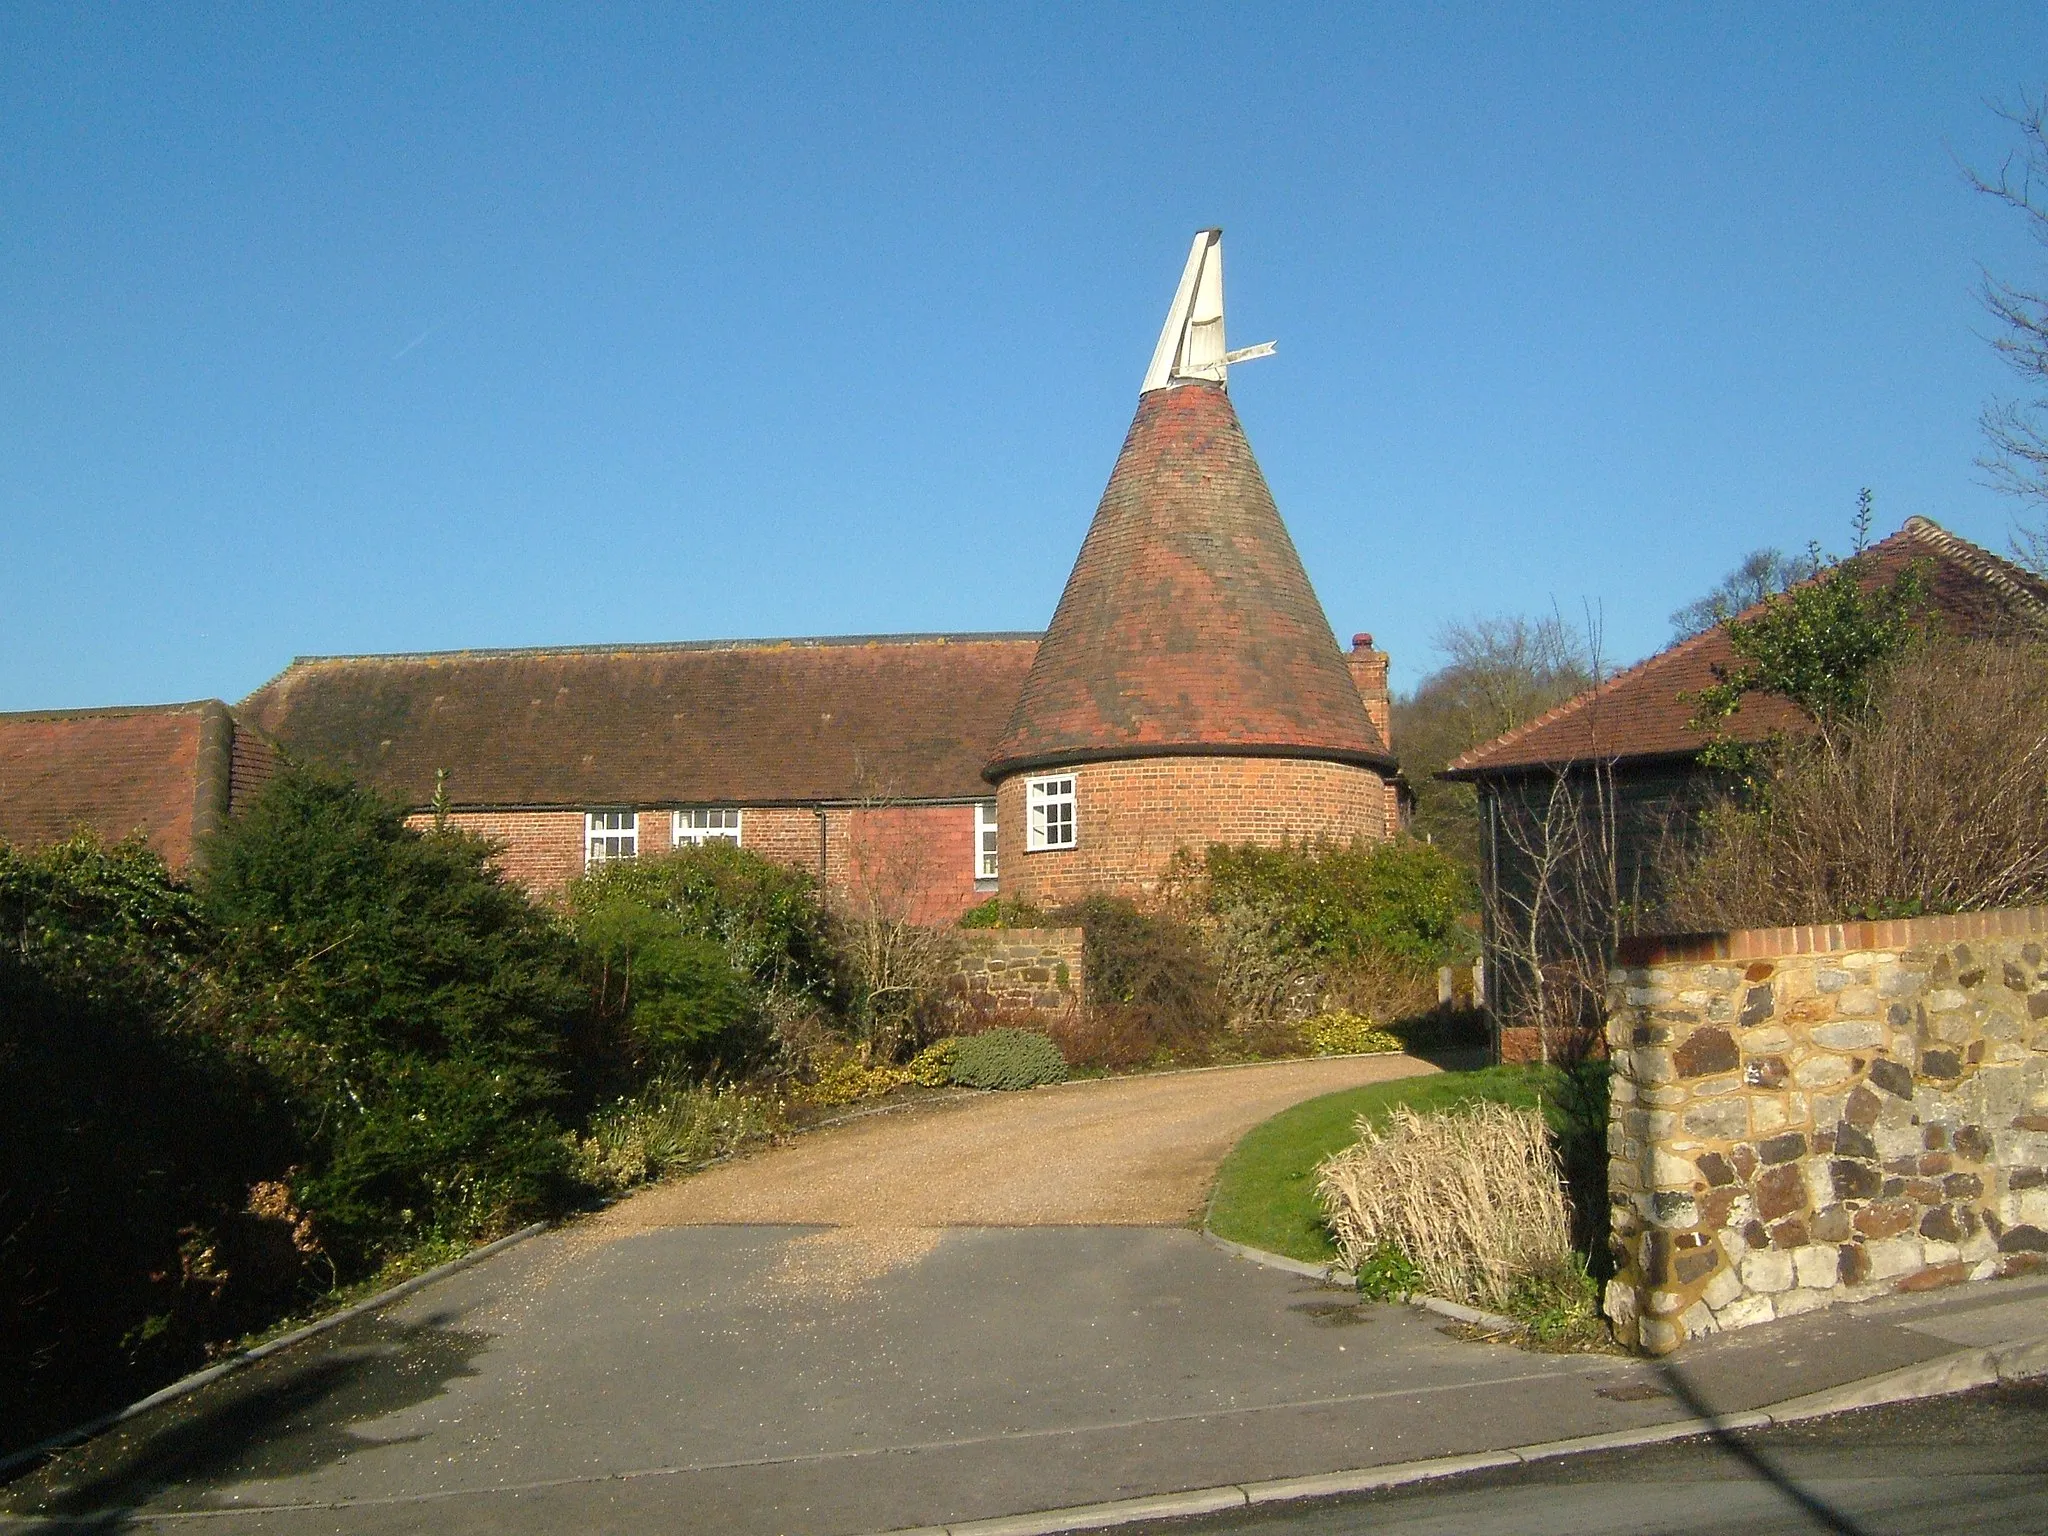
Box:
985;379;1389;780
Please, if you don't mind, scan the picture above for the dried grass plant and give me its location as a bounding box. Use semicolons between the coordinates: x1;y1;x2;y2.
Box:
1317;1103;1573;1312
1662;637;2048;930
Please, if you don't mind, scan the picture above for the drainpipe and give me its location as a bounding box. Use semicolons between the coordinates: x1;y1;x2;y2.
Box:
815;806;829;884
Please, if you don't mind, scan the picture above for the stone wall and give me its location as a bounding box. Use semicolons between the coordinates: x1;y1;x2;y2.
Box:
941;927;1084;1017
1605;907;2048;1355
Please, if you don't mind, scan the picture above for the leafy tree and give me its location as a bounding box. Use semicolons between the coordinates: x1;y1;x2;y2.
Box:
1667;546;1822;641
202;766;585;1272
1690;550;1930;755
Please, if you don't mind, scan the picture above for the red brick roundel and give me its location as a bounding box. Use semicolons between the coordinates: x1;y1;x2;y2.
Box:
985;380;1388;781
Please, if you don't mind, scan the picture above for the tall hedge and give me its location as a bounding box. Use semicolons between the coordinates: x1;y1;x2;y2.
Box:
202;767;587;1273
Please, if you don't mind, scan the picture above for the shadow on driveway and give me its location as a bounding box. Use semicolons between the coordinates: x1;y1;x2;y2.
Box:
2;1312;490;1532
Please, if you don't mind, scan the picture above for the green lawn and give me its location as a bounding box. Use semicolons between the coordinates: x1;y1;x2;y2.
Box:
1204;1065;1552;1263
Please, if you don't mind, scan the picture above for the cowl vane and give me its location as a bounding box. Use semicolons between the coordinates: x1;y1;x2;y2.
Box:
1139;228;1276;394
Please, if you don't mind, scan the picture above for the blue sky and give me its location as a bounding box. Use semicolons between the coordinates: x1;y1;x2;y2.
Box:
3;5;2045;711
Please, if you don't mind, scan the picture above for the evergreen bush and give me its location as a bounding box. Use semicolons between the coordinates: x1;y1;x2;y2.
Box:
203;766;586;1274
947;1027;1069;1090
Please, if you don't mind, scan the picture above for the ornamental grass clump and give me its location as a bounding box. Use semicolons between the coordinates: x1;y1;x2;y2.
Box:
1317;1102;1573;1315
948;1027;1068;1090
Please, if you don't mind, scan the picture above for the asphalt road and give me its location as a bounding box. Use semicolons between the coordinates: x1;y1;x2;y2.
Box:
2;1056;2042;1536
1124;1383;2048;1536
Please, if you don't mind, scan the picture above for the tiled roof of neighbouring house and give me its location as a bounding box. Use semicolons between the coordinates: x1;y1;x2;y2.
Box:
239;633;1042;809
0;700;271;868
984;380;1390;780
1443;518;2048;779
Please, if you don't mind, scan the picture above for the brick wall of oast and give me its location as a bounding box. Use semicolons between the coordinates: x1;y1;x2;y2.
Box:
412;801;994;922
992;755;1392;908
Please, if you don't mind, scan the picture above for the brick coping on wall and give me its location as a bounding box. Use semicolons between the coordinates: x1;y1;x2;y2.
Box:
1619;906;2048;967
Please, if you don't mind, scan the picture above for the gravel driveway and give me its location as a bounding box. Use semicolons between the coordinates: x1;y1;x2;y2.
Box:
594;1053;1438;1232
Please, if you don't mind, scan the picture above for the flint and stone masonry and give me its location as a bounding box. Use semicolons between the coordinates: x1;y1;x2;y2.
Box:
1604;906;2048;1355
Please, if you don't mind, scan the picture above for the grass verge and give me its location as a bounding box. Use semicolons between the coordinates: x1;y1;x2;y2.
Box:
1207;1061;1617;1351
1205;1065;1549;1264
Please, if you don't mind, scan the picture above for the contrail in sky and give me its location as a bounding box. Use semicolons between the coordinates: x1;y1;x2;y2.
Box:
391;304;478;362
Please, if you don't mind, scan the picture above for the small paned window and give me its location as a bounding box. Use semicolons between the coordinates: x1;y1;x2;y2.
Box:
586;810;638;865
675;808;743;847
975;801;999;880
1026;775;1075;851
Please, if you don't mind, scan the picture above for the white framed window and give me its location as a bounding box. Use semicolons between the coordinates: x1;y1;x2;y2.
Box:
585;810;638;865
974;800;998;881
1026;774;1076;851
674;807;743;847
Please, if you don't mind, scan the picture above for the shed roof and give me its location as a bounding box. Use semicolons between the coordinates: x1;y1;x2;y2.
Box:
239;633;1040;809
985;380;1389;779
1443;518;2048;779
0;700;237;867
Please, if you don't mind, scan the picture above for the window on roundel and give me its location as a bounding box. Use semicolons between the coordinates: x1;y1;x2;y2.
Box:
975;801;998;880
585;810;638;865
1026;775;1075;851
675;807;742;847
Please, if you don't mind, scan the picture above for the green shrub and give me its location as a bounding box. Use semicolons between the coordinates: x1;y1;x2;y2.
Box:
572;885;760;1074
1202;839;1471;968
569;844;835;1000
203;766;586;1275
959;896;1046;929
1353;1241;1425;1302
1302;1010;1404;1056
567;1078;784;1194
904;1036;961;1086
948;1028;1069;1090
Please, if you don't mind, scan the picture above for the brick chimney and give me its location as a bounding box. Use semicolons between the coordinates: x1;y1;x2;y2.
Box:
1347;633;1391;749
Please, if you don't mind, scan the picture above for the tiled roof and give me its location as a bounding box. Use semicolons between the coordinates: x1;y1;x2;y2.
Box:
0;700;249;868
985;380;1389;780
1444;518;2048;778
239;634;1040;809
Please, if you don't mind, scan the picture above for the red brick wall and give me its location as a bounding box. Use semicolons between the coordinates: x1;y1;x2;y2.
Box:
418;810;586;893
743;806;828;875
1344;638;1392;749
412;801;990;921
832;804;985;925
992;755;1392;908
